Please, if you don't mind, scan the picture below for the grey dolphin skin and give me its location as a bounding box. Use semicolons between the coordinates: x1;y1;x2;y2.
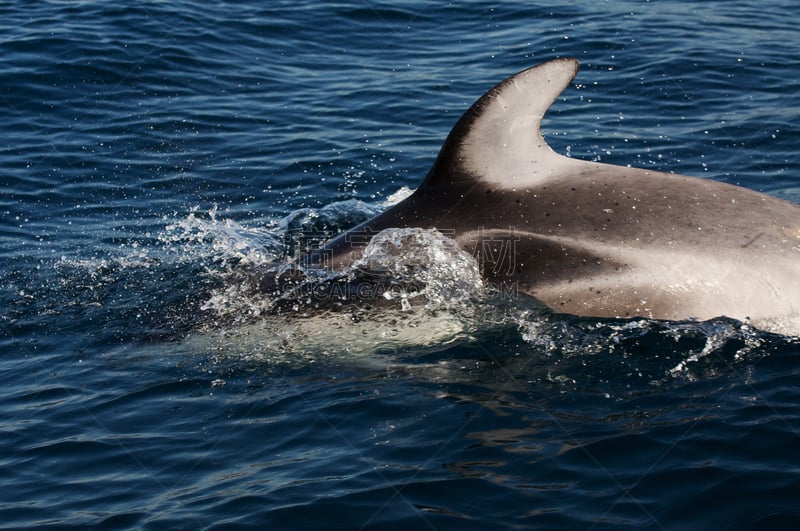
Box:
303;58;800;335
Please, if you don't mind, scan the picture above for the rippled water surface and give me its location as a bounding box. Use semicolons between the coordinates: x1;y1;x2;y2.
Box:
2;1;799;529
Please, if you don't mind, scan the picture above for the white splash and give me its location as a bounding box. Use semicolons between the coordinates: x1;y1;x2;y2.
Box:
353;227;484;309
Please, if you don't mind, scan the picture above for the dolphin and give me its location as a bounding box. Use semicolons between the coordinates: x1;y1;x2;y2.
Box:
290;58;800;335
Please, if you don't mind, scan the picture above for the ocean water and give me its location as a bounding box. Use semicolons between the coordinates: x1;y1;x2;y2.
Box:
2;1;799;529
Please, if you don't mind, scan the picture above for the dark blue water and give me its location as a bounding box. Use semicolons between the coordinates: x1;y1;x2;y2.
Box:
2;1;799;529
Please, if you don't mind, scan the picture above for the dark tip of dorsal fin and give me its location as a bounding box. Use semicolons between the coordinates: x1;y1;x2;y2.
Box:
422;58;580;190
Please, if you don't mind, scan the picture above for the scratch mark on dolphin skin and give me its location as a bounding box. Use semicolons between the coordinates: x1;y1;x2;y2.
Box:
741;232;765;248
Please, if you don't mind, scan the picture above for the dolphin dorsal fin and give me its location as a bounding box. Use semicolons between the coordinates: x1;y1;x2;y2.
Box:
424;58;580;189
